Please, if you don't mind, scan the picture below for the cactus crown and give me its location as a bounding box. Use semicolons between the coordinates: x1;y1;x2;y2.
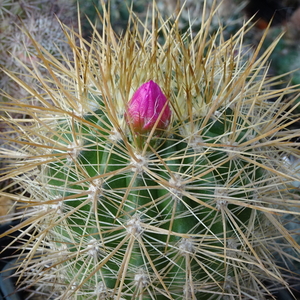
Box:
1;1;300;299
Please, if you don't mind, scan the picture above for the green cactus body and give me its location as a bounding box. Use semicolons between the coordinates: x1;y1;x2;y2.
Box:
1;2;300;300
47;106;255;299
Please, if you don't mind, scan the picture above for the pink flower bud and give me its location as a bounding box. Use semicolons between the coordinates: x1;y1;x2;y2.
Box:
125;80;171;134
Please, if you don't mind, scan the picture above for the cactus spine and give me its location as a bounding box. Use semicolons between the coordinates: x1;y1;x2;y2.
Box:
1;1;300;299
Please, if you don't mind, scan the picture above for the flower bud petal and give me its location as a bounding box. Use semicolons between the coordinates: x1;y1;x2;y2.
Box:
125;80;171;134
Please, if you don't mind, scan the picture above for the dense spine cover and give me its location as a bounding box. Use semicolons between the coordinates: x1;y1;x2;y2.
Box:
1;1;300;299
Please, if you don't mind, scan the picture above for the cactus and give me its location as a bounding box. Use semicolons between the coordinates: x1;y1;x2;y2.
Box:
1;1;300;299
0;0;76;101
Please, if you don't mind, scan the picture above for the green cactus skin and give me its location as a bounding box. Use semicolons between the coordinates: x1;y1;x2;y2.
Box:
1;1;300;300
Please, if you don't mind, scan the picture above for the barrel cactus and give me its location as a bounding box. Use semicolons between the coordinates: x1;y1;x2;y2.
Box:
1;1;300;299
